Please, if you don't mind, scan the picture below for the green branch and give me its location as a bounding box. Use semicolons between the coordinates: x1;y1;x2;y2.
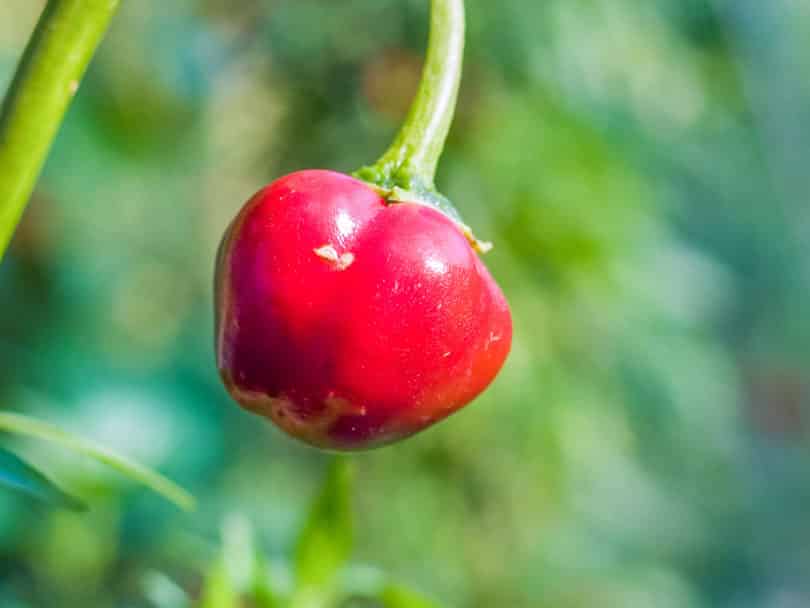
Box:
0;0;120;259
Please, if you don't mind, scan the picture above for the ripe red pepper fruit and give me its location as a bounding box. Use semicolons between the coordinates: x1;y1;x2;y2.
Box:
215;0;512;450
216;170;511;449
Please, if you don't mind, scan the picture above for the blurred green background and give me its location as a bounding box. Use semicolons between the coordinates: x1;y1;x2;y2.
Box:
2;0;809;606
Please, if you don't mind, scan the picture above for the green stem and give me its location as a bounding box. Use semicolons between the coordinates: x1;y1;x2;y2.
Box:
0;0;120;260
353;0;491;252
356;0;465;191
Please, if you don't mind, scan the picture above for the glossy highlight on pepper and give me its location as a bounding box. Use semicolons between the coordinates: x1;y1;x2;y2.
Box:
215;170;512;450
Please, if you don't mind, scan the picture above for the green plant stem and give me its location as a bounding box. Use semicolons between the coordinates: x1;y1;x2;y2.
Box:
0;0;120;259
356;0;465;191
0;412;196;511
353;0;491;252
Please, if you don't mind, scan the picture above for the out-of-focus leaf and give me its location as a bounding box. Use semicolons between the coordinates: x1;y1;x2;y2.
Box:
201;516;284;608
338;564;388;598
379;585;444;608
198;561;239;608
0;447;85;511
143;571;191;608
0;412;195;511
251;552;285;608
218;513;284;606
294;457;354;590
335;573;442;608
339;598;384;608
221;513;255;592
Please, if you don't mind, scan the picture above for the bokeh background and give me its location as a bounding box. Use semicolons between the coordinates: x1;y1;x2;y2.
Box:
2;0;810;606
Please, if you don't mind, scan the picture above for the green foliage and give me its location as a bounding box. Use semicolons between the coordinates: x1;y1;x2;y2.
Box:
295;458;354;592
0;447;84;511
1;0;809;607
181;459;438;608
379;585;444;608
198;561;239;608
0;412;194;511
143;571;192;608
252;554;283;608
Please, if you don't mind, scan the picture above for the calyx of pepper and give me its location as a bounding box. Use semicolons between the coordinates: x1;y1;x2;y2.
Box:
353;169;492;255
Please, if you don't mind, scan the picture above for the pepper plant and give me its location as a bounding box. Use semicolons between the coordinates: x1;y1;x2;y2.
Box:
215;0;511;450
0;0;194;512
0;0;499;603
145;460;444;608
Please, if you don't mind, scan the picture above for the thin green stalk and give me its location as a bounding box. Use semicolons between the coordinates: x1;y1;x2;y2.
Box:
356;0;465;191
353;0;490;252
0;412;196;511
0;0;120;259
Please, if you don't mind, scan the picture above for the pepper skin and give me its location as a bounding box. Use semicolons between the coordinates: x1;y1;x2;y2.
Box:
215;170;511;450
